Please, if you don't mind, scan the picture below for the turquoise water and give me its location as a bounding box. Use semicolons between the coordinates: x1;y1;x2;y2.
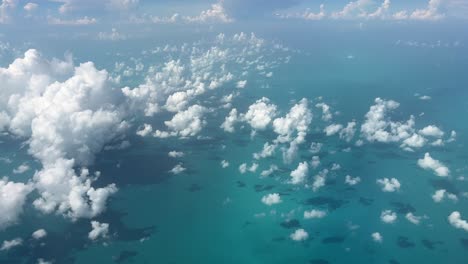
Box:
1;26;468;264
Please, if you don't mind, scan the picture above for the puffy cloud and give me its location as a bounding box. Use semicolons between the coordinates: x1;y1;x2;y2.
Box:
419;125;444;138
410;0;444;20
448;211;468;232
290;228;308;241
184;2;233;23
0;180;33;229
432;189;457;203
23;2;38;12
236;80;247;88
221;160;229;168
261;193;282;206
417;153;449;177
273;98;312;143
88;221;109;240
376;178;401;192
154;105;207;138
260;164;278;177
0;238;22;251
53;0;138;14
339;121;356;142
238;163;258;174
312;169;328;192
136;123;152;137
380;210;397;223
324;124;343;136
372;232;383;242
315;102;332;121
311;156;320;169
253;142;277;159
290;162;308;184
310;142;323;154
361;98;415;144
345;175;361;186
401;133;427;149
243;97;277;131
168;151;184;158
331;0;372;19
405;212;421;225
304;209;327;219
32;229;47;240
169;163;186;174
220;108;238;133
432;189;446;202
13;163;29;174
280;4;326;20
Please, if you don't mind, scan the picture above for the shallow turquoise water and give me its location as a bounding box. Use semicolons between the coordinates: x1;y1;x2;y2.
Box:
1;27;468;264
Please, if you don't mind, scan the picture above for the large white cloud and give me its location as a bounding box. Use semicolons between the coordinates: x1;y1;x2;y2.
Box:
0;49;126;224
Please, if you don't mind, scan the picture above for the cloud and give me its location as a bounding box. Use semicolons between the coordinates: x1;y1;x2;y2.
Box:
23;2;38;12
372;232;383;242
168;151;184;158
32;229;47;240
169;163;186;174
290;161;308;184
88;221;109;240
13;163;29;174
380;210;397;223
261;193;282;206
376;178;401;192
260;164;278;177
254;142;277;159
419;125;444;138
448;211;468;232
304;209;327;219
405;212;421;225
339;121;356;142
345;175;361;186
154;105;207;138
324;124;343;136
312;169;327;192
290;228;308;241
184;2;233;23
279;4;326;20
0;180;33;229
273;98;312;143
221;108;238;133
98;28;127;41
243;97;277;131
47;16;97;25
221;160;229;168
311;156;320;169
417;152;449;177
331;0;372;19
0;238;22;251
136;124;153;137
315;102;332;121
0;0;17;24
410;0;444;20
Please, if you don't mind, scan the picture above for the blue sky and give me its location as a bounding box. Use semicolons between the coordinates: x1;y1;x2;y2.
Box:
1;0;467;27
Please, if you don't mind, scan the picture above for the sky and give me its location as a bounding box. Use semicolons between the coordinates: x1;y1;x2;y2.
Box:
0;0;468;263
0;0;467;27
